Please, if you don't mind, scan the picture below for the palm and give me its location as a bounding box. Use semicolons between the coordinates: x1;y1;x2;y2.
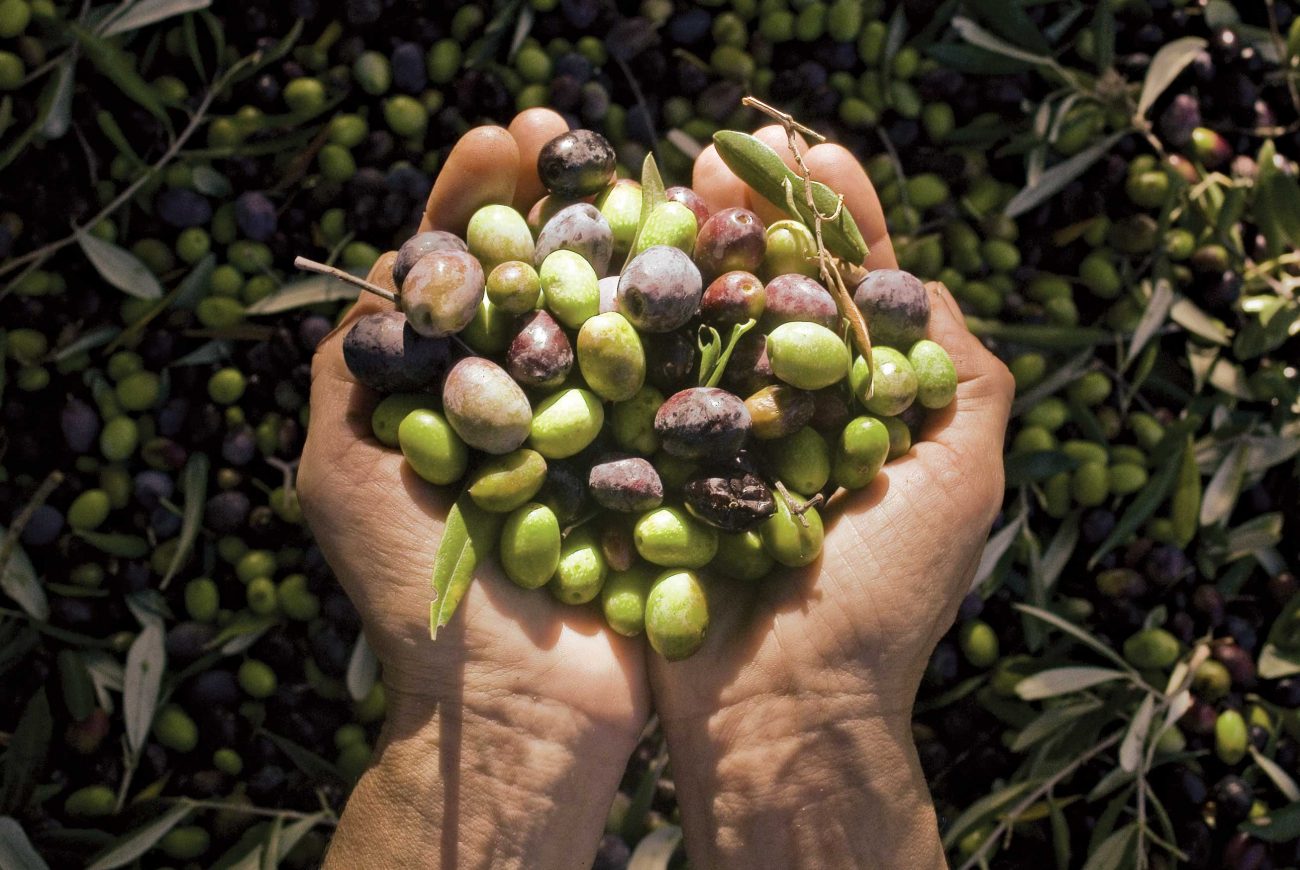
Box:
649;127;1012;727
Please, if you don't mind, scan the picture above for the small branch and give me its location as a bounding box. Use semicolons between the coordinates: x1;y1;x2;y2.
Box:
774;480;822;528
176;798;338;824
293;257;398;304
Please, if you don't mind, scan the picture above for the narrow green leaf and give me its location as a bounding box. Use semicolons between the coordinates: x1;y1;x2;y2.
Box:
1200;441;1247;526
75;530;149;558
1014;604;1137;674
244;274;359;314
51;325;122;362
1136;37;1208;116
702;318;757;388
1250;747;1300;802
1005;131;1127;218
970;507;1026;589
102;0;212;36
1011;698;1103;752
261;731;344;782
77;232;164;300
966;318;1111;348
1170;296;1232;345
964;0;1050;53
1241;801;1300;842
1005;451;1081;487
1011;350;1095;417
622;153;666;273
1049;796;1071;870
1015;666;1128;701
161;452;209;587
38;57;76;140
1126;278;1173;367
942;779;1042;848
0;532;49;620
171;339;231;366
206;612;277;655
430;497;504;639
70;24;171;127
57;649;96;722
950;15;1057;66
87;802;191;870
1119;693;1155;772
1170;436;1201;548
1082;823;1137;870
0;817;51;870
123;622;166;755
0;689;51;813
1037;510;1079;593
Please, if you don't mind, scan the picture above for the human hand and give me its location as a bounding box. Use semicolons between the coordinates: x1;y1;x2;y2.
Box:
299;109;650;869
647;126;1015;868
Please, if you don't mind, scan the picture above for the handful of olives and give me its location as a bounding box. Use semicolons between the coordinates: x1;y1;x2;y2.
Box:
300;128;956;661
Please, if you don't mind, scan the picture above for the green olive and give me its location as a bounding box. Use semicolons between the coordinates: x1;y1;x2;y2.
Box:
907;340;957;409
766;321;851;390
529;388;605;459
371;393;436;447
709;530;774;581
1123;628;1180;670
611;386;664;455
759;491;824;568
833;415;891;489
577;312;646;402
601;563;657;636
398;408;469;486
550;525;607;604
467;449;548;512
644;569;709;660
634;506;719;568
766;427;831;494
500;503;562;589
851;347;917;417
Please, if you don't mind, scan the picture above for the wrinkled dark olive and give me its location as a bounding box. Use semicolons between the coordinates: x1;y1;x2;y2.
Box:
683;469;776;532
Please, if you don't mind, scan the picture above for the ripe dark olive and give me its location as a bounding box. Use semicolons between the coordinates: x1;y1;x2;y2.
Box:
654;387;752;460
537;129;616;196
342;310;451;393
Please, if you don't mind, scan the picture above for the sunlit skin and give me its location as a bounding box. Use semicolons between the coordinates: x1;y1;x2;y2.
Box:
304;109;1013;869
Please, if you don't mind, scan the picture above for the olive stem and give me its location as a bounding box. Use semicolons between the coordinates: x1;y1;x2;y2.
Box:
774;480;822;528
293;256;399;304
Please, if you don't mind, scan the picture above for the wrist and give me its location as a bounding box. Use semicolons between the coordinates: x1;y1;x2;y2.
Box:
326;691;635;869
663;688;943;869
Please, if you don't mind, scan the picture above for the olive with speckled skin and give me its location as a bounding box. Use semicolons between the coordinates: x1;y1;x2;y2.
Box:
393;230;468;288
400;250;485;338
486;261;541;314
852;347;918;417
695;208;766;281
588;454;664;512
441;357;533;454
852;269;931;349
617;246;703;333
342;311;450;393
534;203;613;276
655;387;751;460
577;312;645;402
537;129;617;197
507;310;573;389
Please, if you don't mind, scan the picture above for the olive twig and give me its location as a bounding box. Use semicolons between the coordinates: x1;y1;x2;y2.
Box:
293;257;398;304
743;96;875;395
774;480;822;528
0;471;64;576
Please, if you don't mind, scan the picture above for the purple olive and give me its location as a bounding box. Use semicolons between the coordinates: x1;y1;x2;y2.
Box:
852;269;931;349
645;328;699;393
342;310;451;393
694;208;766;281
401;250;486;338
537;129;617;197
664;185;711;229
617;245;703;333
721;333;776;396
761;274;839;331
507;310;574;389
588;455;664;512
441;357;533;454
534;202;614;277
393;230;469;288
654;387;752;459
700;270;766;327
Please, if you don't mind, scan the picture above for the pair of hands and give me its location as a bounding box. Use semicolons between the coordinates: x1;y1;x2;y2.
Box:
300;108;1013;869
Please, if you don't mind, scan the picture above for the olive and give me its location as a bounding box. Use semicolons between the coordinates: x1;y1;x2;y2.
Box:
371;393;436;447
631;201;698;257
709;530;775;581
759;489;824;567
466;204;534;272
529;388;605;459
595;178;643;259
682;467;776;532
644;570;709;660
602;563;656;637
833;416;891;489
508;310;574;389
534;202;614;276
908;340;957;409
393;230;468;288
398;408;468;485
851;347;918;417
540;249;601;329
852;269;930;349
537;129;616;197
634;506;719;568
610;386;664;455
467;449;548;513
500;503;562;589
617;245;703;333
441;357;533;454
761;273;838;331
588;455;664;512
550;525;607;604
694;208;766;281
701;270;766;327
654;387;752;460
577;312;645;402
766;321;850;390
486;260;542;314
745;384;815;440
766;427;831;494
342;311;450;393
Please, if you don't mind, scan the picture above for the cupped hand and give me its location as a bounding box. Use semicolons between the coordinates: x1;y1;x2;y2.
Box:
298;109;650;746
647;126;1015;866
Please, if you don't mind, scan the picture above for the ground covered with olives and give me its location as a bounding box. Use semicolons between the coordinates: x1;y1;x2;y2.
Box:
336;124;957;662
1;1;1298;868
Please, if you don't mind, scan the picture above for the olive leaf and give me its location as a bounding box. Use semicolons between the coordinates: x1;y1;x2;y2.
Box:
430;496;504;640
1014;604;1138;675
1125;278;1174;368
1170;436;1201;547
57;649;96;722
963;0;1050;53
1082;824;1137;870
1004;131;1127;219
0;689;51;813
0;532;49;620
261;731;345;782
1011;698;1103;752
70;24;172;130
697;318;756;388
942;779;1043;849
1135;37;1208;117
1004;451;1081;487
1087;438;1186;569
38;56;76;140
0;817;50;870
1251;747;1300;803
712;130;869;264
1015;666;1128;701
51;325;121;362
123;622;166;756
1241;801;1300;843
102;0;212;37
86;802;192;870
246;273;361;315
160;452;209;588
621;153;666;272
77;232;164;300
